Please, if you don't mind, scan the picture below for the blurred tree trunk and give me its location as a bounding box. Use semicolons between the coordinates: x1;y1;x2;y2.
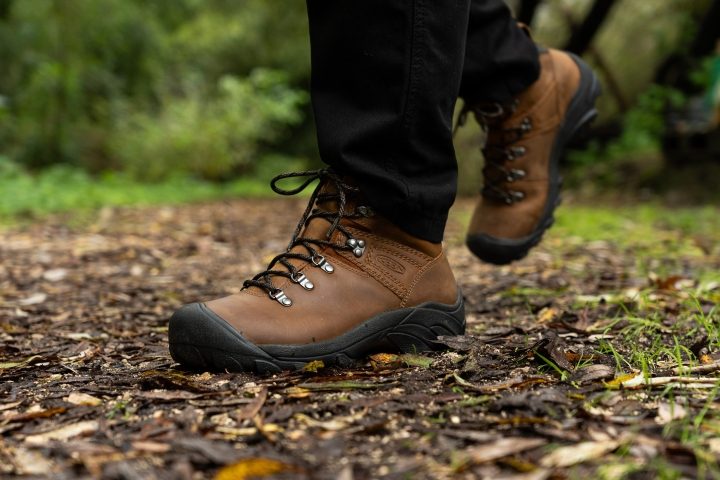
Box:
0;0;12;19
558;0;626;111
655;0;720;90
516;0;541;25
690;0;720;58
564;0;618;56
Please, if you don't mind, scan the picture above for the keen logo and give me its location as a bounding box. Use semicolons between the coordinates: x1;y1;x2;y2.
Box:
375;254;406;274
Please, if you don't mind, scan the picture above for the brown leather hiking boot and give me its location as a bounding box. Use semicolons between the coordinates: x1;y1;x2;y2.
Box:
168;169;465;373
461;49;601;265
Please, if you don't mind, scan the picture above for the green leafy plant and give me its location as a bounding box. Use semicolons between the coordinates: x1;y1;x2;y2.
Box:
0;0;312;176
566;85;686;185
111;69;308;181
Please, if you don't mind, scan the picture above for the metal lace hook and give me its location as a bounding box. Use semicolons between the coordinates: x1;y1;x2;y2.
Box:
476;102;505;120
311;253;334;273
291;271;315;290
269;289;292;307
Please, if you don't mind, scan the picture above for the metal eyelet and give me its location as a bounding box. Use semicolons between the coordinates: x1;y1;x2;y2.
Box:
291;272;314;290
346;238;366;258
504;190;526;204
270;290;292;307
477;103;505;118
521;117;532;132
512;146;527;157
508;169;526;182
311;254;334;273
356;206;375;217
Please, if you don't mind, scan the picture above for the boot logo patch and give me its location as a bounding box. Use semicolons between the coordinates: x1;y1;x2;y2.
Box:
375;254;406;275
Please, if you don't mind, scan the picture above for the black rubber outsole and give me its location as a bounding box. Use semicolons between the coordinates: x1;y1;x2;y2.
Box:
467;53;602;266
169;290;466;374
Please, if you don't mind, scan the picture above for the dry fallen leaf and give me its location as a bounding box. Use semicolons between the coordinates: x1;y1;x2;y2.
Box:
42;268;68;282
294;410;366;431
10;447;55;476
297;380;386;391
477;376;553;393
302;360;325;373
5;406;66;423
654;275;694;291
656;402;688;424
465;437;547;464
135;390;202;401
0;401;22;412
284;386;311;399
435;335;479;351
370;353;399;364
399;353;434;368
234;388;268;421
215;426;258;439
370;353;403;370
495;470;552;480
604;372;640;389
539;440;620;468
214;458;299;480
537;307;561;324
24;420;99;445
707;438;720;455
131;441;171;454
66;392;102;407
17;293;47;306
569;364;615;384
534;331;574;372
0;355;42;371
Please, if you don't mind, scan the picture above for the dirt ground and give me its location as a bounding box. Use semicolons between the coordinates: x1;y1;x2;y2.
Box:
1;198;719;479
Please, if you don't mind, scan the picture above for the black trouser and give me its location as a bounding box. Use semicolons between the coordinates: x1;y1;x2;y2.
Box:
307;0;540;243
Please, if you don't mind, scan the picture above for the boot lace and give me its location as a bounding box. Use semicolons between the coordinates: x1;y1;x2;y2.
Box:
242;168;371;307
456;100;532;204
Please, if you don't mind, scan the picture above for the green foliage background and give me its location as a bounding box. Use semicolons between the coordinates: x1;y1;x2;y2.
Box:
0;0;312;181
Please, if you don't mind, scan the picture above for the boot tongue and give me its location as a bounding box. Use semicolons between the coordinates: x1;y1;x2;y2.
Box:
284;178;365;269
299;177;442;258
242;179;349;295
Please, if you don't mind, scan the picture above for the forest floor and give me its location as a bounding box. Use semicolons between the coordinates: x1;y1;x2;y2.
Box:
1;197;720;480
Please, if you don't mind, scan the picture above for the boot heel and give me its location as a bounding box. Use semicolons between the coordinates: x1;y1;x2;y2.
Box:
567;108;598;149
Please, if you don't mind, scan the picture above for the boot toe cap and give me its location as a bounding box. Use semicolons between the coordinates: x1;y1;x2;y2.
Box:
168;303;276;372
